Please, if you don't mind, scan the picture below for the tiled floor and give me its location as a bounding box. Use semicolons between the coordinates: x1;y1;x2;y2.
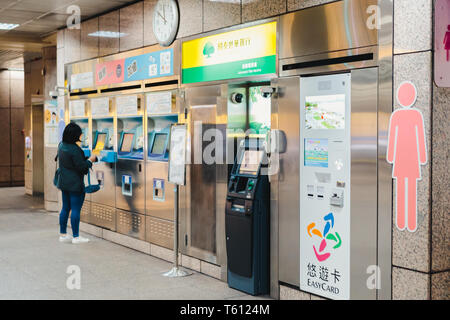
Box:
0;187;271;300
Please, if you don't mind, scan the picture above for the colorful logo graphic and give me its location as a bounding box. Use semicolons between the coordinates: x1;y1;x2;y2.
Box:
203;42;215;58
307;213;342;262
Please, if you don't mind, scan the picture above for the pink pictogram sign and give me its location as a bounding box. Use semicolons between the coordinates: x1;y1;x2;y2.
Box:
387;82;427;232
434;0;450;87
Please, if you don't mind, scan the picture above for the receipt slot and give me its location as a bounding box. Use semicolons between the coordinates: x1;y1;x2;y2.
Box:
225;139;270;295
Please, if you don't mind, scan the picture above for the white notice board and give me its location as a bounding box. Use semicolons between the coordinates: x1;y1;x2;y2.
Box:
168;124;187;185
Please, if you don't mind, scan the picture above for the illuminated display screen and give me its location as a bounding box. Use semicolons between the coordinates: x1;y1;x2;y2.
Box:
120;133;134;153
151;133;167;155
94;133;107;151
305;94;346;130
239;150;263;176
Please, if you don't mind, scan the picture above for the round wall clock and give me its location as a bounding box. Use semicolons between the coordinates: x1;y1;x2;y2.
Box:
152;0;180;47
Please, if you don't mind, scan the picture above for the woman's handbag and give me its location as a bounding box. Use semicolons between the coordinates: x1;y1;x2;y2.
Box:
53;155;61;188
84;169;100;194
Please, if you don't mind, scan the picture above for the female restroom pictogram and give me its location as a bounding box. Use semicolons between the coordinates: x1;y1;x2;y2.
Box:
444;25;450;61
387;82;427;232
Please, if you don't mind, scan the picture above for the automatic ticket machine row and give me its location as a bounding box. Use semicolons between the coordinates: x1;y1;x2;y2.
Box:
68;91;179;250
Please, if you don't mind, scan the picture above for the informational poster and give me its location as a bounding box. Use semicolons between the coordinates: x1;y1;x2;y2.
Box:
304;138;329;168
95;59;125;86
91;97;110;116
69;99;86;117
71;72;94;90
434;0;450;87
44;100;59;147
249;86;271;135
116;95;138;115
168;124;187;186
305;94;346;130
182;21;277;84
125;49;174;82
147;92;172;114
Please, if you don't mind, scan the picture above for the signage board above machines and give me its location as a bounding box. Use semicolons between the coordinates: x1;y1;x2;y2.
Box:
181;21;277;84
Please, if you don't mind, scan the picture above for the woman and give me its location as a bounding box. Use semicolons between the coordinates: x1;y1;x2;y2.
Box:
56;122;97;244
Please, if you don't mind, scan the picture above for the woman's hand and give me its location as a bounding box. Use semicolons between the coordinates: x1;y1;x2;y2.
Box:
89;154;98;163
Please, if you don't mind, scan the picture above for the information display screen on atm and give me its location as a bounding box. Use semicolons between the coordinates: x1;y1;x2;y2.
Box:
239;150;263;176
94;133;107;151
151;133;167;155
120;133;134;153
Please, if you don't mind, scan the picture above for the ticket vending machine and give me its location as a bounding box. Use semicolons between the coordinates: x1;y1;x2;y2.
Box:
90;97;117;230
115;94;146;239
145;91;178;248
225;138;270;295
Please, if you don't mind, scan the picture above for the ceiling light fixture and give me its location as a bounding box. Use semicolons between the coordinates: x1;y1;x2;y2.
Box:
88;31;127;38
0;23;19;30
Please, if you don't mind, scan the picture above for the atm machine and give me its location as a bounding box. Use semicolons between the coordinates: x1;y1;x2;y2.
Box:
115;94;146;239
145;90;178;249
225;138;270;295
90;97;117;230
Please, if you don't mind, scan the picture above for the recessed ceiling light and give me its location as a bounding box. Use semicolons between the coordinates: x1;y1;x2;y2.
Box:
0;23;19;30
88;31;127;38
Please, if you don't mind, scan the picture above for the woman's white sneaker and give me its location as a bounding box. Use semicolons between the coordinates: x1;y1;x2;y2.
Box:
72;236;90;244
59;235;72;243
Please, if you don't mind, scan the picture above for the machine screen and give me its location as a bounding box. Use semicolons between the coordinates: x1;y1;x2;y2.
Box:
305;94;346;130
151;133;167;155
120;133;134;153
94;133;107;151
239;150;263;176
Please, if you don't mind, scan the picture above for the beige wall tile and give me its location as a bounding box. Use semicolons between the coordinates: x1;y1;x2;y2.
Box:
11;108;24;167
144;0;158;46
242;0;286;23
9;71;24;80
99;11;120;57
431;84;450;272
394;0;432;54
203;0;241;32
120;2;144;52
11;79;24;108
57;48;65;87
0;109;11;166
431;271;449;300
392;51;432;272
64;28;81;64
81;18;99;60
57;29;65;49
43;59;57;100
177;0;203;39
288;0;336;11
393;267;430;300
0;78;10;108
44;147;58;203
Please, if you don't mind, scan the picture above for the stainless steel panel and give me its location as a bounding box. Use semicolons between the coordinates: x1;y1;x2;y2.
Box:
80;200;91;224
279;0;378;60
280;47;378;78
350;68;378;300
115;159;145;214
145;216;174;249
377;0;393;300
276;77;301;287
91;161;116;207
116;209;145;240
146;161;174;221
90;203;116;231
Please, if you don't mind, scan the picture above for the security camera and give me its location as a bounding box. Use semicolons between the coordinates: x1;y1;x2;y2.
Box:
261;86;276;98
230;92;244;104
49;86;68;99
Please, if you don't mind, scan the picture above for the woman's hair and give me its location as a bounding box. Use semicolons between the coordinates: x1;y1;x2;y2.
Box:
62;122;83;144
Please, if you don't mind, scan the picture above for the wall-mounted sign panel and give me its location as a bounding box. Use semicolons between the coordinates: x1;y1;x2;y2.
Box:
182;21;277;84
124;49;174;82
69;100;86;118
116;95;138;115
71;72;94;90
91;97;110;117
96;59;125;86
434;0;450;87
147;91;172;114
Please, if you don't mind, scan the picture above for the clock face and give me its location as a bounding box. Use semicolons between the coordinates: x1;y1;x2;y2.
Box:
153;0;179;47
